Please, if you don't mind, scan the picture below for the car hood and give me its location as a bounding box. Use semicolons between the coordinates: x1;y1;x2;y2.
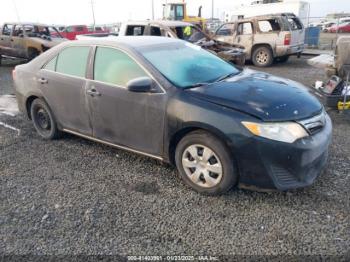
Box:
186;69;322;121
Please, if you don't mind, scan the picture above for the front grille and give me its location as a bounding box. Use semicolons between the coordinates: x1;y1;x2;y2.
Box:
298;111;326;135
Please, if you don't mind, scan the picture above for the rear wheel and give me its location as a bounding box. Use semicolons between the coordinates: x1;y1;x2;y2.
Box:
30;98;62;140
252;46;273;67
175;131;238;195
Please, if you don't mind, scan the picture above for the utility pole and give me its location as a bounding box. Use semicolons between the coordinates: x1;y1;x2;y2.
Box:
152;0;155;20
12;0;21;22
90;0;96;30
211;0;214;19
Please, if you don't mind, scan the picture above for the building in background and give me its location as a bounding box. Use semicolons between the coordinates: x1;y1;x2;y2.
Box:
326;12;350;20
222;0;309;25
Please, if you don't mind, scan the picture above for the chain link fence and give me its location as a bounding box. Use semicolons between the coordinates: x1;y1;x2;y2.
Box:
303;16;350;51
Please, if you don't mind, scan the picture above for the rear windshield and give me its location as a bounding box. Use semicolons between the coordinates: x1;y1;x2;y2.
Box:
288;17;303;30
258;19;281;32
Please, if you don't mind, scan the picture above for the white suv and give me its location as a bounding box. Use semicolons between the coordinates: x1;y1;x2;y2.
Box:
213;13;305;67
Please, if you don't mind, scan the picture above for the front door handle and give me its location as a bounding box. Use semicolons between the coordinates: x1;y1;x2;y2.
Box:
37;77;48;84
87;88;101;97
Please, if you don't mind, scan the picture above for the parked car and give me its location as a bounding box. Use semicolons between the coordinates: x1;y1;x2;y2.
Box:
321;22;336;32
117;20;245;66
329;22;350;33
58;25;109;40
213;13;305;67
13;37;332;194
0;22;65;64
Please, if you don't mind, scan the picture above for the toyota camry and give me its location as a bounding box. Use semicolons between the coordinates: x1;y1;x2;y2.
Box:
13;37;332;195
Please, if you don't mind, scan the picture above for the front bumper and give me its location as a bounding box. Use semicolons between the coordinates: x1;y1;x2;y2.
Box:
234;114;332;190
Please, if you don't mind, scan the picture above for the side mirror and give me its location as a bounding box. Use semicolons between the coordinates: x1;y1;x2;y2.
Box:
127;77;154;93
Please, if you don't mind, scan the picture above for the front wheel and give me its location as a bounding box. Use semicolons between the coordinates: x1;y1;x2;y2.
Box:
252;46;273;67
175;131;238;195
30;98;62;140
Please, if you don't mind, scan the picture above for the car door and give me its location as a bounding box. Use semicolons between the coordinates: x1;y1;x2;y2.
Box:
37;46;93;135
11;24;27;58
234;22;254;57
214;23;235;44
86;46;166;156
0;24;14;56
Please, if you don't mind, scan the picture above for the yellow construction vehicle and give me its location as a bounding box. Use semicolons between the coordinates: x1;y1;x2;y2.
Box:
163;1;206;29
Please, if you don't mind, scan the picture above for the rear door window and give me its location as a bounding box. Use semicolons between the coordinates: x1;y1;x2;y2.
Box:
237;22;253;35
44;56;58;71
258;19;281;32
56;46;90;78
126;25;145;36
76;26;85;32
13;25;24;36
93;47;147;87
150;26;162;36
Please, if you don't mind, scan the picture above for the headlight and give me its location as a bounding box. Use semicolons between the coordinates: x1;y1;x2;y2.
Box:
242;121;309;143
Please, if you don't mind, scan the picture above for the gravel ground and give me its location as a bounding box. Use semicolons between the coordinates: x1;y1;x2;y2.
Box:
0;56;349;259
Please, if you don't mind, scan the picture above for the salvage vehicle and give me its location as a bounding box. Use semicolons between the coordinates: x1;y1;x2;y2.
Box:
329;22;350;33
58;25;110;40
213;13;305;67
13;37;332;194
118;20;245;66
0;23;65;64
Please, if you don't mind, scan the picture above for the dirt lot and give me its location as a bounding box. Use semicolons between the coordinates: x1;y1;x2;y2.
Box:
0;56;349;259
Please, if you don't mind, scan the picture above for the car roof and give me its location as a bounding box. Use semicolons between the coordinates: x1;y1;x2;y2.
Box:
124;20;193;27
65;36;182;50
234;13;297;22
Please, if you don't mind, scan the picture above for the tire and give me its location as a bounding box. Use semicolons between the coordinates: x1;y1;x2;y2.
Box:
276;55;289;63
175;131;238;195
252;46;273;67
30;98;62;140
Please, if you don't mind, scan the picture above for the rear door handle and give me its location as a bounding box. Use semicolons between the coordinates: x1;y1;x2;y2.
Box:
37;77;48;84
87;88;101;97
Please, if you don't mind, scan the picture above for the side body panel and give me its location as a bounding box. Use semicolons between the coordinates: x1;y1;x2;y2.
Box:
37;69;92;135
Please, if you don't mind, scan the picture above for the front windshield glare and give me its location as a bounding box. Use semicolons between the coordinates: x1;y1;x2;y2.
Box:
141;43;238;88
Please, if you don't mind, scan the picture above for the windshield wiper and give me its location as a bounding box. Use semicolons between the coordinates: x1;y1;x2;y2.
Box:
182;82;210;90
214;72;238;83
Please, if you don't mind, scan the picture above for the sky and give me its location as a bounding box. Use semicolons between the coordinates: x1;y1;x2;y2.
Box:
0;0;349;25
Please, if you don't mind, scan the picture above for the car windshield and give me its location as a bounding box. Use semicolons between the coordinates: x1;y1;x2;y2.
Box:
141;42;239;88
